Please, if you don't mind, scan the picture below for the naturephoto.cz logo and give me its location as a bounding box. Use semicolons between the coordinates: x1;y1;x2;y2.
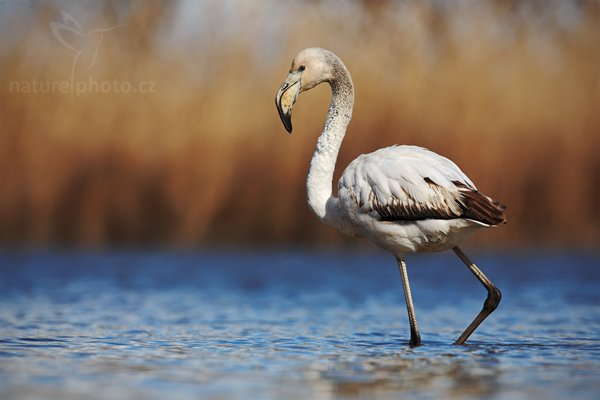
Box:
9;10;156;96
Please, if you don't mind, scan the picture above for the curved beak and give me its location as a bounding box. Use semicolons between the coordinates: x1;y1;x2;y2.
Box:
275;70;302;133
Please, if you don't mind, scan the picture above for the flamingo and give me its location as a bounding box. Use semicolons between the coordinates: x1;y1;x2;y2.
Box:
275;48;506;347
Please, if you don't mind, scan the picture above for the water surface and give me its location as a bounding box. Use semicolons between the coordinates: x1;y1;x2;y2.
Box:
1;250;599;399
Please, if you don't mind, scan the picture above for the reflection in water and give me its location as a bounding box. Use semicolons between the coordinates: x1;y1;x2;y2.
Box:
305;346;503;399
0;251;599;399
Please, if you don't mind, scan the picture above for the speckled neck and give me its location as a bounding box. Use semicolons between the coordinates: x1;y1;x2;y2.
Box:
306;54;354;222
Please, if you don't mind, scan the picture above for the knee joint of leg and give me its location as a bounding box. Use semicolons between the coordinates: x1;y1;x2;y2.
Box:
484;286;502;311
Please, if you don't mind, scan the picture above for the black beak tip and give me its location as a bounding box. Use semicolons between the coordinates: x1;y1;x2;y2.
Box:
279;111;293;134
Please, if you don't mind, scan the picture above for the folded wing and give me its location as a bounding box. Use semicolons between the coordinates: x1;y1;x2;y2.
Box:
338;145;506;225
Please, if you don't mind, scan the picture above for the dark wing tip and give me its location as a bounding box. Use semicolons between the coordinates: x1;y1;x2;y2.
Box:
453;181;507;225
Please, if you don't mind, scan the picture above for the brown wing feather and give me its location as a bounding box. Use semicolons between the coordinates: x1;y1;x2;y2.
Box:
453;181;507;225
373;197;461;221
372;179;507;225
372;178;462;221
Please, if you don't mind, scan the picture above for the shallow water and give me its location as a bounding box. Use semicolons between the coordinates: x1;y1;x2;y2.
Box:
0;250;599;399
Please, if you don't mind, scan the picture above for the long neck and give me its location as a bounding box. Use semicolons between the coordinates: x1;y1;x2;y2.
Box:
306;61;354;221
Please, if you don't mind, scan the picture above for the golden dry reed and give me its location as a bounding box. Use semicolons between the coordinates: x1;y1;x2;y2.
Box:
1;1;599;248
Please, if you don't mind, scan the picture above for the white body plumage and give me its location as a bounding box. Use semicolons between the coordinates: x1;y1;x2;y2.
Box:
330;145;490;255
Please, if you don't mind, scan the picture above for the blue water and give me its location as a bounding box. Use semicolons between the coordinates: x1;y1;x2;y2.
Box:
0;250;599;399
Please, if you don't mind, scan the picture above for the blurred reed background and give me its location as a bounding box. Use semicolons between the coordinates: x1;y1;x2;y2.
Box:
0;0;598;249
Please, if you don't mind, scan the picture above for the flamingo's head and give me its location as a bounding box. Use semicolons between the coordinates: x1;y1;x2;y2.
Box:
275;48;336;133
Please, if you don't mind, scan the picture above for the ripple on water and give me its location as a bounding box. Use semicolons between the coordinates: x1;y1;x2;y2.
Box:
0;250;599;399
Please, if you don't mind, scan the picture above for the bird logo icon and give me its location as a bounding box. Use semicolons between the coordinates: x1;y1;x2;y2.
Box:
50;10;125;88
